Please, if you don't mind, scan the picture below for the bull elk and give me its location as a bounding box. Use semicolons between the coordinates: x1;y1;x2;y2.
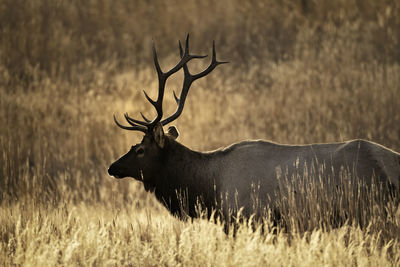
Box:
108;35;400;230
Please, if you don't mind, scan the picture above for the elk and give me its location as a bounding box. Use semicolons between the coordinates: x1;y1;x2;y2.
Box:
108;35;400;229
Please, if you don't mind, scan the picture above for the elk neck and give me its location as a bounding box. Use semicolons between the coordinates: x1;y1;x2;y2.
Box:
152;136;223;218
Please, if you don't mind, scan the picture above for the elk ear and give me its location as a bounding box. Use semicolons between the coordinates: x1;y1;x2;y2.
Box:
167;126;179;140
153;123;165;148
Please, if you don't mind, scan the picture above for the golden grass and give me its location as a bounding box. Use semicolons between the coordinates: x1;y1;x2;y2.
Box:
1;0;400;266
1;201;399;266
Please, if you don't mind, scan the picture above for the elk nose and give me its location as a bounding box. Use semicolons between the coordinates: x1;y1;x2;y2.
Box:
108;164;119;177
108;162;126;179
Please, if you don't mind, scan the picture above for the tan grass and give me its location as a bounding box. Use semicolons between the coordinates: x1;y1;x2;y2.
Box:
1;201;399;266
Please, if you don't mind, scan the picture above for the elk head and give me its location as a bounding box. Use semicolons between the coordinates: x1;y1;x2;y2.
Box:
108;35;226;189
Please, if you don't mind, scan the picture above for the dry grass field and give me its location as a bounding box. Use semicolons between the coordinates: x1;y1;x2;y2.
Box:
1;0;400;266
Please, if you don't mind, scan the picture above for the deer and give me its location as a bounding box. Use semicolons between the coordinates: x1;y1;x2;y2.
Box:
108;35;400;231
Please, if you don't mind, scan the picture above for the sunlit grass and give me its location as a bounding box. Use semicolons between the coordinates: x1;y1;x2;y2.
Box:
1;201;399;266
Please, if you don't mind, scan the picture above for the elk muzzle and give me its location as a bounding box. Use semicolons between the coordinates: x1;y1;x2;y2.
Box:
108;163;124;179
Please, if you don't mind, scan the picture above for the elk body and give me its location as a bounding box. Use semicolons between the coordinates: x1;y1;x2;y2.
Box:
108;35;400;227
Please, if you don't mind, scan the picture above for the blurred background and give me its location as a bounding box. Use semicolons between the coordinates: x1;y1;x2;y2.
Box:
1;0;400;205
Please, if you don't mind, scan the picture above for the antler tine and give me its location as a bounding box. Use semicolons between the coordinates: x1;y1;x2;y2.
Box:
124;113;148;126
184;34;189;56
192;40;229;80
152;39;163;76
161;40;227;126
144;34;208;128
140;112;151;123
114;115;147;133
179;40;183;58
165;34;208;77
172;40;188;106
173;90;179;104
140;40;168;129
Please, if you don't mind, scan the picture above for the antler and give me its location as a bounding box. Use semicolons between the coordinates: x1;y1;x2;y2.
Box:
115;34;227;132
161;40;228;125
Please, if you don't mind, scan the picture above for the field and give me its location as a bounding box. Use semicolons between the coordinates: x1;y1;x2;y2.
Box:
1;0;400;266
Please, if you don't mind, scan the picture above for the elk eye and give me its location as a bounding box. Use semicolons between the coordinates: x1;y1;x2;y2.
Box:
136;147;145;156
